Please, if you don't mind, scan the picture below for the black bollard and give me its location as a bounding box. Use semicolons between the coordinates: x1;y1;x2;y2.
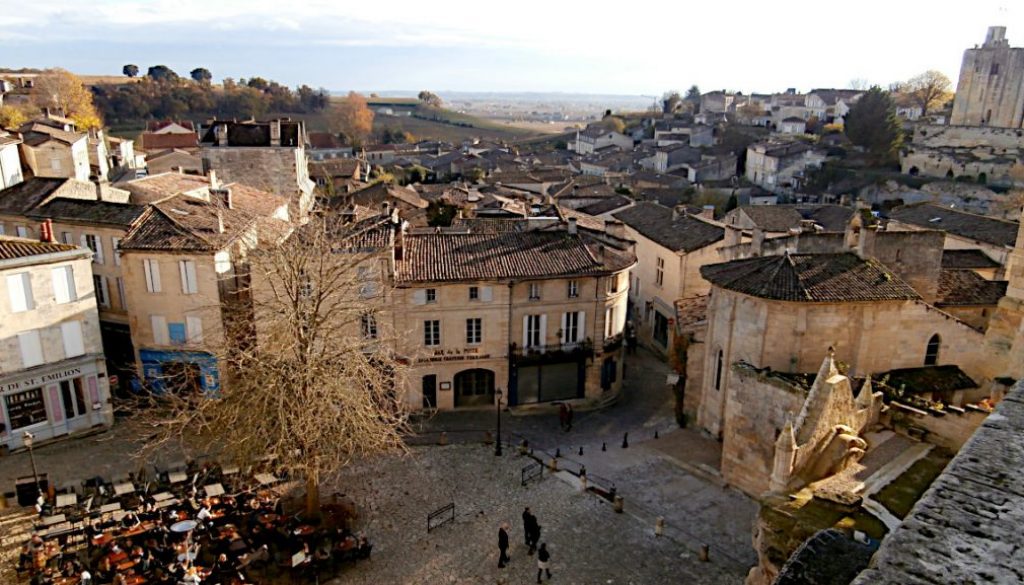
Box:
578;446;583;456
555;448;561;458
579;465;586;477
622;432;629;448
602;442;607;452
655;430;659;439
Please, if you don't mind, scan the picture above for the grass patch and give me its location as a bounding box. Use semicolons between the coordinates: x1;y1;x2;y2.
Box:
874;449;951;519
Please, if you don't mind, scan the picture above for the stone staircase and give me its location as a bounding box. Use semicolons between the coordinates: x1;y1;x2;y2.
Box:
0;505;36;583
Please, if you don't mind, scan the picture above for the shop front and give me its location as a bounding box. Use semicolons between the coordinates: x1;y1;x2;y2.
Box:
138;349;220;394
411;347;507;410
0;356;112;451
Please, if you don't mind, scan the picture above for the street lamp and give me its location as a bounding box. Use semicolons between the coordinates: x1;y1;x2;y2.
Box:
495;388;503;456
23;431;40;498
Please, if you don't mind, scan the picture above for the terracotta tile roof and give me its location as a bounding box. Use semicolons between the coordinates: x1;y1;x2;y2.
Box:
309;158;360;179
0;177;69;215
578;195;633;216
120;172;213;201
17;123;84;145
935;269;1007;306
396;231;634;283
0;236;78;260
146;120;195;132
450;218;528;233
30;198;147;227
139;132;199;151
940;249;1001;270
700;253;920;302
307;132;343;149
733;205;854;232
613;202;724;252
888;203;1019;248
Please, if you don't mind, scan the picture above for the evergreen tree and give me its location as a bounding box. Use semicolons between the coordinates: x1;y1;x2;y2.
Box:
844;86;903;165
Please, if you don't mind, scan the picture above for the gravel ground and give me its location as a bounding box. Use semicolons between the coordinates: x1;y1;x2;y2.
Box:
323;444;743;585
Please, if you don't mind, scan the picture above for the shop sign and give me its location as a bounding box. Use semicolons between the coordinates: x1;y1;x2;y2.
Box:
424;348;491;362
2;367;84;393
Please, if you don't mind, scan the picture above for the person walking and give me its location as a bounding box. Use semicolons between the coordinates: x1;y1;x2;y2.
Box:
558;403;568;431
564;404;574;431
536;543;552;582
498;523;510;568
522;507;538;552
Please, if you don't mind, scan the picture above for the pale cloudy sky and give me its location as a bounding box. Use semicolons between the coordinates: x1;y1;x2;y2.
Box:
0;0;1018;95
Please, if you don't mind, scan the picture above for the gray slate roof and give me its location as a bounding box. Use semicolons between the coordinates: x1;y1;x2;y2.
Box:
889;203;1019;248
613;201;724;252
940;249;1001;270
30;199;147;227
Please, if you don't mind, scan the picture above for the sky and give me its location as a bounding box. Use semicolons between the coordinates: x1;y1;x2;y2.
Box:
0;0;1019;96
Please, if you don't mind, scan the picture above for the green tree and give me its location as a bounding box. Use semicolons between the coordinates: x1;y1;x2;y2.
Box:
190;68;213;84
417;91;443;108
844;86;903;165
685;85;701;102
122;64;139;78
146;65;178;81
725;193;739;213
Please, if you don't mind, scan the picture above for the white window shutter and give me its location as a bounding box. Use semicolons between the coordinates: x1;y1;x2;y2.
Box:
18;330;43;367
480;286;493;302
52;267;69;304
144;259;153;292
522;315;529;348
93;237;104;264
7;273;30;312
539;314;548;352
151;315;168;345
578;311;586;342
560;313;568;344
179;261;188;294
61;321;85;358
186;316;203;344
112;237;121;266
412;289;426;305
100;277;110;308
145;259;162;293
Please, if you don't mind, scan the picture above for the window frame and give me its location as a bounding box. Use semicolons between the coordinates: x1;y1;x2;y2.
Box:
567;280;579;298
466;318;482;345
424;319;441;347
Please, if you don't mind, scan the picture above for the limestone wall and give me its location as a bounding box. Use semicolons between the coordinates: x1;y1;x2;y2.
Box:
912;124;1024;148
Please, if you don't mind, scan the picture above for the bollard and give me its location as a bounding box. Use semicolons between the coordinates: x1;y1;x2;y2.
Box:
654;430;659;439
613;495;624;513
655;517;664;537
622;432;629;448
555;447;561;458
484;431;493;445
518;440;528;456
699;544;709;562
602;442;607;452
579;474;587;491
548;457;558;471
578;446;584;456
579;465;586;477
438;432;448;446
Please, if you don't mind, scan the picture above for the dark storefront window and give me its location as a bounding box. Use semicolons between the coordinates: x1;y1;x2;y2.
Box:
5;388;47;430
653;311;669;347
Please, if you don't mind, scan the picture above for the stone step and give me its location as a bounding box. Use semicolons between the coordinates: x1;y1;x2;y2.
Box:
860;442;933;497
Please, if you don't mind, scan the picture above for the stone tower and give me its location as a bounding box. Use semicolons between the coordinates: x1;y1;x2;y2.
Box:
950;26;1024;128
982;207;1024;380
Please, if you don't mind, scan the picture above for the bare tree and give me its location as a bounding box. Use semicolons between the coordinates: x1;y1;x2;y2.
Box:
903;70;953;115
134;215;409;517
849;78;870;91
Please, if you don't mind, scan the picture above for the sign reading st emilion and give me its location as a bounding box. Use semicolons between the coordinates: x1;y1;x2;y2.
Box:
2;367;83;392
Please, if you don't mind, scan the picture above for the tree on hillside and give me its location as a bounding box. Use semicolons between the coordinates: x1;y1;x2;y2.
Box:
33;68;103;129
844;86;902;165
147;65;178;81
122;64;139;78
190;68;213;84
902;70;953;116
848;78;869;90
602;115;626;134
662;90;682;114
417;91;443;108
0;105;32;129
329;92;375;147
136;216;409;517
685;85;701;103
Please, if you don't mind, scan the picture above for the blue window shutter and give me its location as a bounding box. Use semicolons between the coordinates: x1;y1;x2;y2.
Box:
168;323;187;345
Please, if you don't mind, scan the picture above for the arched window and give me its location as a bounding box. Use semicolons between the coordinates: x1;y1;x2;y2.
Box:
714;350;725;391
925;334;941;366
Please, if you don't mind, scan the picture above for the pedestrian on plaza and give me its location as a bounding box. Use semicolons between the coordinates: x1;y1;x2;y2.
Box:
529;519;542;556
558;403;568;431
626;321;638;355
536;543;552;582
565;404;574;431
498;522;510;568
522;507;537;548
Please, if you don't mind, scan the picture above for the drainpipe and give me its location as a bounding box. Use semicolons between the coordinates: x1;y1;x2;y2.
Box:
507;281;515;406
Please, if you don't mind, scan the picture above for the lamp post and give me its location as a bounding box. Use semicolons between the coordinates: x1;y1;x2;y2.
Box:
495;389;503;456
23;431;40;498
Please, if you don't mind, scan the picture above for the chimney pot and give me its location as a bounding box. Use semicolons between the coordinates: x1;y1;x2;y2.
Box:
40;219;53;243
568;217;578;235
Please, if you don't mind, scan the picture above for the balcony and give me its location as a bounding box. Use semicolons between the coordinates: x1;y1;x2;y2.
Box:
509;340;593;366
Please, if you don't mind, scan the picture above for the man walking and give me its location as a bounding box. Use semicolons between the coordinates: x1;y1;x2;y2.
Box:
522;507;537;550
536;542;552;582
498;522;510;568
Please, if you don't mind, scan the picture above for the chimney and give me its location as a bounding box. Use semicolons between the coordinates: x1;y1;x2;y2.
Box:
270;120;281;147
724;225;741;246
216;210;225;234
857;224;878;259
603;219;626;240
751;227;765;256
394;222;405;261
568;217;578;235
701;205;715;220
212;186;232;209
216;123;230;147
209;170;219;190
40;220;53;243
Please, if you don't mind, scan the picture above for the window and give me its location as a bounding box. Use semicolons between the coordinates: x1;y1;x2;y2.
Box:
51;266;76;304
50;158;62;172
714;350;724;391
991;63;1000;75
186;315;203;344
567;280;579;298
608;275;619;294
361;313;378;340
93;275;110;308
424;320;440;346
529;283;541;300
653;311;669;347
425;288;437;303
151;315;169;345
144;259;162;293
59;378;87;420
469;286;479;301
111;237;122;266
61;320;85;358
18;330;44;368
116;277;127;310
83;234;104;264
466;318;482;344
656;257;665;287
60;231;73;244
562;311;582;344
5;388;47;430
7;272;34;312
526;315;542;348
168;323;187;345
605;307;616;338
179;260;198;294
925;334;941;366
16;225;29;238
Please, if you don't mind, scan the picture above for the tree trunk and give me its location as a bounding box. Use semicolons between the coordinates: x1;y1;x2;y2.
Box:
306;471;321;519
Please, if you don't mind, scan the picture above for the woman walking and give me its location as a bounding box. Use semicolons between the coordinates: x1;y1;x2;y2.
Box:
536;542;552;582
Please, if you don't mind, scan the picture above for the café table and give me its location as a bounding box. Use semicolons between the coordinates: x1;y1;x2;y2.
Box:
168;471;188;484
204;483;225;497
55;493;78;508
113;482;136;496
152;492;174;502
254;473;278;485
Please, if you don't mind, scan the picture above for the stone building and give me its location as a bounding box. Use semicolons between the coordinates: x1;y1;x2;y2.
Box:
887;202;1019;268
16;121;90;182
744;142;826;191
0;130;23;189
949;26;1024;128
199;119;315;217
118;173;290;393
0;235;112;451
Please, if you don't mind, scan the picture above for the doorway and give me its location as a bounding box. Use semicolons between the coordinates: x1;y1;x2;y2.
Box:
422;375;437;409
453;369;495;408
